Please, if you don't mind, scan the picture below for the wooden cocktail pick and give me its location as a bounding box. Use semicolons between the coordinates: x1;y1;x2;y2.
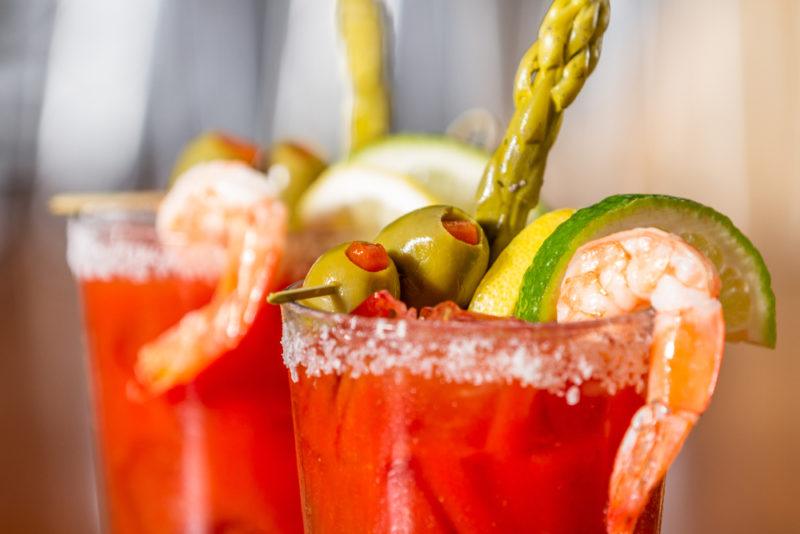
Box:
267;284;339;305
48;191;164;216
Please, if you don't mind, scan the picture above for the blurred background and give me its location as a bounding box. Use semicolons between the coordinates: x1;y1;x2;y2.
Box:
1;0;798;532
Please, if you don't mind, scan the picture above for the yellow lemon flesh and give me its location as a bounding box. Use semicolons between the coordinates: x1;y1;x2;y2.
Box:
469;208;574;317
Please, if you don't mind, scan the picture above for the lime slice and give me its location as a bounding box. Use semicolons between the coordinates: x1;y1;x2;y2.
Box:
349;134;490;214
469;208;574;317
515;194;776;347
296;163;438;242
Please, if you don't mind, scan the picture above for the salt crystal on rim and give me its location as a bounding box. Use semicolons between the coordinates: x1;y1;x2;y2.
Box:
68;210;338;285
67;213;224;282
281;302;653;400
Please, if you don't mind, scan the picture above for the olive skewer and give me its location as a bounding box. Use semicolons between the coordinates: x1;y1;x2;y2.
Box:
269;206;489;311
268;241;400;313
376;206;489;308
267;284;341;305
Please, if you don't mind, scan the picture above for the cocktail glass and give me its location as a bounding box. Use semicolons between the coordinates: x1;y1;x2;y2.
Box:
281;301;664;533
68;210;302;533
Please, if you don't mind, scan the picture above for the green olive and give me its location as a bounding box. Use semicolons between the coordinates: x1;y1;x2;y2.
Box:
375;205;489;308
169;131;260;185
264;142;326;220
302;241;400;313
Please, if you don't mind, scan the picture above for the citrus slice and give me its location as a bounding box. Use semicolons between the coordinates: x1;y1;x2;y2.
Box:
515;194;776;348
296;163;438;242
469;208;574;317
349;134;490;213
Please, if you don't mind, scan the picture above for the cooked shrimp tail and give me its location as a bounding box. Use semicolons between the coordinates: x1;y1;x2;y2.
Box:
136;162;288;395
556;228;724;533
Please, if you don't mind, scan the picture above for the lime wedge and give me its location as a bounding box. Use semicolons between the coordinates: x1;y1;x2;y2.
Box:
349;134;490;214
296;163;438;242
469;209;574;317
515;194;776;348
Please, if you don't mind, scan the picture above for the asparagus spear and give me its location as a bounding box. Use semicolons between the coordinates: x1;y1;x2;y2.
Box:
475;0;610;261
338;0;391;152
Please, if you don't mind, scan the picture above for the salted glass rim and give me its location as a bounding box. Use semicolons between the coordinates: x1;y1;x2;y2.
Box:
66;208;225;281
280;297;655;399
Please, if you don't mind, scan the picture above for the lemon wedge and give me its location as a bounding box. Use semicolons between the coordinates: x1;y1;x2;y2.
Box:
469;208;575;317
296;163;438;242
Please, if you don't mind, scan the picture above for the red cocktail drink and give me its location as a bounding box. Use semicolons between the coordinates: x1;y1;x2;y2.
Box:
69;212;302;533
282;302;663;533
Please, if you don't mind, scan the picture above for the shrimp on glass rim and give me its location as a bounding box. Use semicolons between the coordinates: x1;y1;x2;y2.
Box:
136;161;288;395
557;227;725;534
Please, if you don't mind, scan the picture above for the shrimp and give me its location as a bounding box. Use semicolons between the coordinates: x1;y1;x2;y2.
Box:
136;161;288;395
557;227;725;534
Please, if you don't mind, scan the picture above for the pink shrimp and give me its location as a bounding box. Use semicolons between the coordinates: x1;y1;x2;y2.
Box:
136;161;288;395
556;227;725;534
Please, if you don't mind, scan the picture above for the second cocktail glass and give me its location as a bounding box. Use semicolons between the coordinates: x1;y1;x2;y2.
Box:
281;301;664;533
69;211;303;533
